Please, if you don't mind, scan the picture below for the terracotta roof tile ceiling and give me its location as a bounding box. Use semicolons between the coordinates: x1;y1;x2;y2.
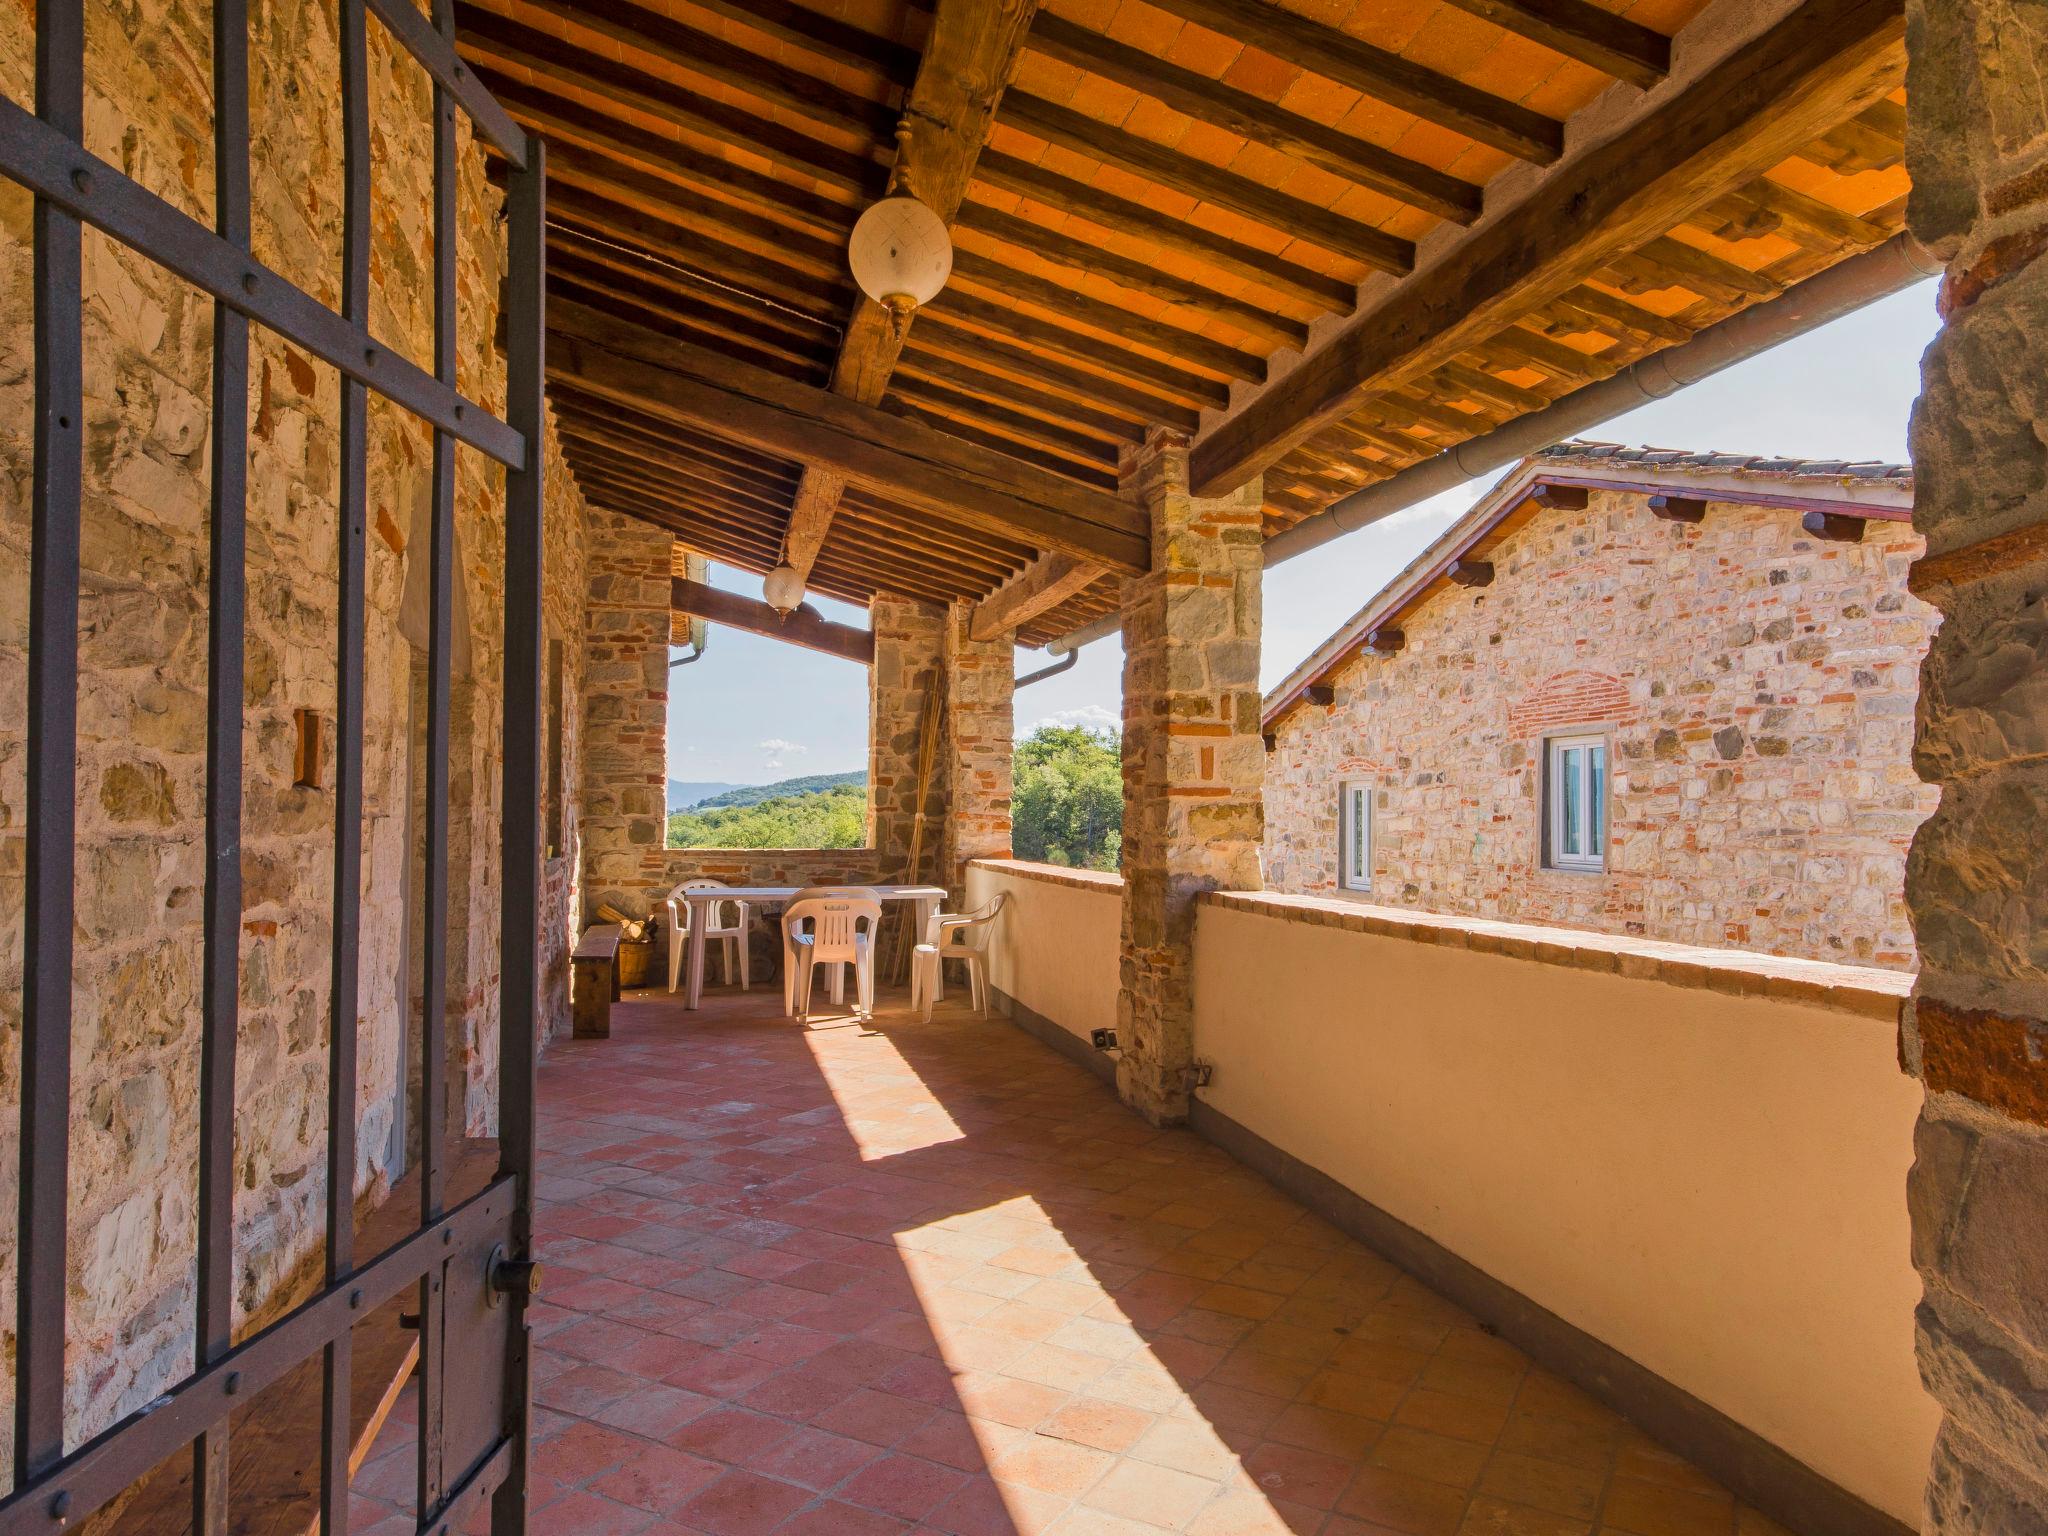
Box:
460;0;1914;647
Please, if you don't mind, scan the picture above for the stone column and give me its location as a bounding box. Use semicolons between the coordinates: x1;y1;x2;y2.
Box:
1116;433;1264;1125
869;596;947;877
1901;4;2048;1528
941;600;1015;901
579;510;673;919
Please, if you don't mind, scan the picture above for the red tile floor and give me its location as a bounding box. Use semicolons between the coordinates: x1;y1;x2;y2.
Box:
353;983;1797;1536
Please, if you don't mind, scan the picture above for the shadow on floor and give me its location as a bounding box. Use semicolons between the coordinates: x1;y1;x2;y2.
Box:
349;979;1794;1536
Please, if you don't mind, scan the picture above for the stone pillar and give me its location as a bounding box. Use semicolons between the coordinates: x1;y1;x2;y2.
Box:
941;600;1014;901
1116;434;1264;1125
1901;5;2048;1528
869;596;947;877
579;510;672;919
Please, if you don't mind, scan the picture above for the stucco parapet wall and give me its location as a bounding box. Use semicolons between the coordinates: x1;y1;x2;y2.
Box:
1200;891;1911;1023
970;859;1125;894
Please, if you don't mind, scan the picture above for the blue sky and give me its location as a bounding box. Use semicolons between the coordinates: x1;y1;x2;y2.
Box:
668;281;1941;786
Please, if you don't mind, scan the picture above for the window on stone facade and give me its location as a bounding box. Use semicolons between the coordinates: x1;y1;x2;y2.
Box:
1339;781;1372;892
1544;733;1607;873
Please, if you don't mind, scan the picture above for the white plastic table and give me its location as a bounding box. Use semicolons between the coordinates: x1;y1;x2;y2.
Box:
675;885;947;1009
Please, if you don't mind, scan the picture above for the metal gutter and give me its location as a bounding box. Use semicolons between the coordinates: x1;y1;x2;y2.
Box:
1046;232;1937;659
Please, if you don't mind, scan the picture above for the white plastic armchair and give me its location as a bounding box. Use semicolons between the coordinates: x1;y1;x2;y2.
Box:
665;878;753;994
778;886;873;1014
782;894;883;1020
910;892;1008;1022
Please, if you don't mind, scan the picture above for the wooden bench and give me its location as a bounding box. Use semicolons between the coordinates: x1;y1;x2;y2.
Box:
572;922;623;1039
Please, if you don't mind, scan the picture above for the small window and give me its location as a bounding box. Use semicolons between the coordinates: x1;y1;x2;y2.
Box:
1339;780;1372;892
1545;734;1607;872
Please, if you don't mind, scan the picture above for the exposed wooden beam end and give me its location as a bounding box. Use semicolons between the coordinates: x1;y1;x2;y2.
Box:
971;552;1106;642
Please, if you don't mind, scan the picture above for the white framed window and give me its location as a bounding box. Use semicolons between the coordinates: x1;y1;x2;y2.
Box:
1339;780;1372;892
1545;733;1607;873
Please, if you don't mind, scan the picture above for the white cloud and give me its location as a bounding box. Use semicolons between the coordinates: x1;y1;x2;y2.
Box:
1031;704;1120;736
764;760;784;771
759;738;808;756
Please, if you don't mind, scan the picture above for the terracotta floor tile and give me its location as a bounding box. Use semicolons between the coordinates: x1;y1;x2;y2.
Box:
1084;1455;1222;1526
1598;1477;1736;1536
353;988;1786;1536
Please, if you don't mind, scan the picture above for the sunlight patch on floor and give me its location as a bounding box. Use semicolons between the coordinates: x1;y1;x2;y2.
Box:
800;1005;968;1159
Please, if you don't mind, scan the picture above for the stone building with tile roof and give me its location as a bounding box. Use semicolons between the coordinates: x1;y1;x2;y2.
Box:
1262;444;1936;969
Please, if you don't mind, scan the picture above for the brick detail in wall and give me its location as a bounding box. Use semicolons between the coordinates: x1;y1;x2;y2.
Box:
0;0;592;1458
1264;493;1937;971
941;599;1015;901
1118;436;1264;1127
1901;1;2048;1523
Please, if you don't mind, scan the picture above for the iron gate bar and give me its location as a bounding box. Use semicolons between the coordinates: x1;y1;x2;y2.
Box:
492;138;549;1535
0;1175;517;1536
16;0;83;1492
0;96;525;468
418;0;461;1511
320;0;374;1529
365;0;529;170
437;1434;515;1536
194;0;251;1527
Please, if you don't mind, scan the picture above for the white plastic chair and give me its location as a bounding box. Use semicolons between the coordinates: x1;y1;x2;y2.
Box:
782;894;882;1020
910;893;1008;1022
778;886;872;1013
665;878;752;993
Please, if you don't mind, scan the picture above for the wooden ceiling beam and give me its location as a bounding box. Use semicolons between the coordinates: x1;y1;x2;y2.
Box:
970;553;1106;642
956;204;1309;350
1141;0;1564;163
454;19;880;193
975;149;1357;312
1002;92;1415;274
888;374;1121;467
784;0;1043;587
922;292;1230;410
667;0;916;81
882;399;1119;489
546;273;820;382
1189;0;1907;497
894;347;1143;445
1438;0;1670;89
547;297;1151;575
502;0;894;141
907;313;1201;433
1025;12;1481;225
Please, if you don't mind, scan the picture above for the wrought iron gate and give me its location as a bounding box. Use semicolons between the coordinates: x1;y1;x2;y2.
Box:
1;0;547;1529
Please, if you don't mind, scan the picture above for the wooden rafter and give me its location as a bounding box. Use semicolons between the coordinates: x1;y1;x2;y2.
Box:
1139;0;1566;163
547;297;1150;575
672;577;877;664
784;0;1042;587
1189;0;1908;498
970;554;1106;642
1437;0;1671;88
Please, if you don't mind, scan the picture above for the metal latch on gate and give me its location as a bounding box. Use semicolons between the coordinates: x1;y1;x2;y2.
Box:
485;1244;544;1307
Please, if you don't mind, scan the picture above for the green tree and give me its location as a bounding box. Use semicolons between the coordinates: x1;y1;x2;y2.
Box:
1013;724;1122;871
667;784;867;849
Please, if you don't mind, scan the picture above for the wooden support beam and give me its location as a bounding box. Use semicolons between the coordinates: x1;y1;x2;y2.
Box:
1649;493;1707;523
1438;0;1670;89
1365;628;1406;655
1801;510;1866;542
1446;559;1494;587
673;577;876;664
1026;12;1481;225
1001;92;1416;274
786;0;1042;586
1142;0;1565;163
1304;684;1337;706
546;297;1151;574
1189;0;1907;498
970;553;1106;641
1530;483;1592;512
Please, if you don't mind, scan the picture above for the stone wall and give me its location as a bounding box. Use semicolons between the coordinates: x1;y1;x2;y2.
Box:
0;0;589;1463
940;599;1014;901
1900;2;2048;1526
1117;438;1264;1126
1264;491;1937;970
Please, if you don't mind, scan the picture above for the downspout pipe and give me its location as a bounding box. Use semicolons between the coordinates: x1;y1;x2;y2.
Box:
1048;232;1936;656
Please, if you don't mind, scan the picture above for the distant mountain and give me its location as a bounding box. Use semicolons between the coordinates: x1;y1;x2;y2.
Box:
667;779;747;812
692;771;866;810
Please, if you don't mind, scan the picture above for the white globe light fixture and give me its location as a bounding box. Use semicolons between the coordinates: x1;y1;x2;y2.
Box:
763;562;805;617
848;194;952;313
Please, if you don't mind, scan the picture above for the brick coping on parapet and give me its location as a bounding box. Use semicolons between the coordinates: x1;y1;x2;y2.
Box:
1202;890;1910;1023
969;858;1126;894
